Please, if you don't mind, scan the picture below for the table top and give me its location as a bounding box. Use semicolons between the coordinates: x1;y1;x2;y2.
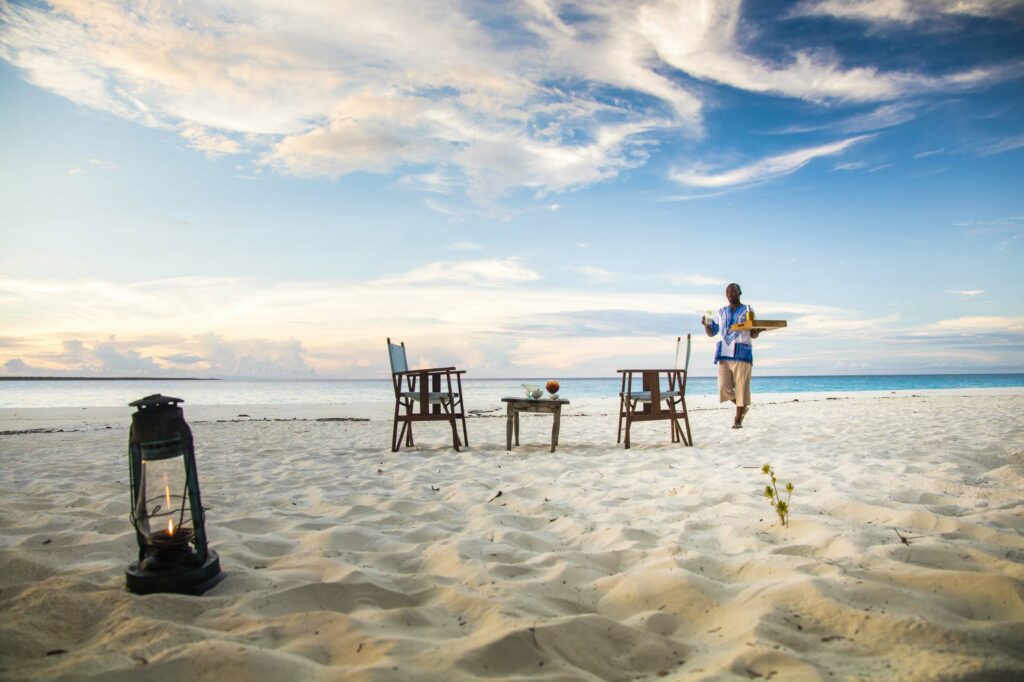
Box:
502;397;569;404
615;368;684;374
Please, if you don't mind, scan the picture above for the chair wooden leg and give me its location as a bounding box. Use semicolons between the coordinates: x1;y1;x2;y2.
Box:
617;394;625;444
666;400;683;447
395;420;411;452
623;400;635;449
450;416;461;451
456;373;468;447
392;400;402;451
676;419;687;446
441;399;462;450
669;397;690;447
680;397;693;447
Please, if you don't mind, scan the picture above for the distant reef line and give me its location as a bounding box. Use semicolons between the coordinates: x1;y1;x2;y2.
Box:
0;377;220;381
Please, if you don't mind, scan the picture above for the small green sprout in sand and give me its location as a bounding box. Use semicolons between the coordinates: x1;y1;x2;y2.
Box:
762;463;794;527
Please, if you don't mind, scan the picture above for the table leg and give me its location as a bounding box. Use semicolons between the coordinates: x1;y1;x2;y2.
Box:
551;408;561;452
506;404;513;451
514;411;520;446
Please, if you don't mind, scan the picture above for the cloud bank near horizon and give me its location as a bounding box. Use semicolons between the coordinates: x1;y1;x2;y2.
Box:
2;274;1021;378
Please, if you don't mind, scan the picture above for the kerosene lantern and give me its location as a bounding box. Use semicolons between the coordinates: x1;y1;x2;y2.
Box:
125;394;221;594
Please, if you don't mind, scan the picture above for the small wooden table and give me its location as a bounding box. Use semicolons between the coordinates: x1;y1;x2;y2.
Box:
501;397;569;453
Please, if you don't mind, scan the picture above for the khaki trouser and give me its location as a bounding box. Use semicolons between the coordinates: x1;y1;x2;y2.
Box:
718;360;752;406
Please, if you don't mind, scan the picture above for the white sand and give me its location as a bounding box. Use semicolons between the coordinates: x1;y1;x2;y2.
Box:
1;389;1022;681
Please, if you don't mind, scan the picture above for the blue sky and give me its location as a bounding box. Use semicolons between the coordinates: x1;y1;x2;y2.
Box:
1;0;1022;378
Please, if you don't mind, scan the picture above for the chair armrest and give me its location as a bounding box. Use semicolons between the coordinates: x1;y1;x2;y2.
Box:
415;366;458;374
393;367;462;377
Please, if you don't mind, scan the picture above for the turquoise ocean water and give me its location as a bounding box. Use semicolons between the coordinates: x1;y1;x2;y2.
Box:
1;375;1022;409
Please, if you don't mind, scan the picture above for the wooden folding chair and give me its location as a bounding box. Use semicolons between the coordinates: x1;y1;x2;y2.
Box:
616;334;693;448
388;338;468;452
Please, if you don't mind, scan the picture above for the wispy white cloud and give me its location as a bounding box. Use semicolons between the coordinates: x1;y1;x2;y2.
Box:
924;316;1024;333
638;1;1000;103
399;170;462;196
1000;234;1023;250
179;124;242;157
947;289;985;296
957;215;1024;236
977;134;1024;156
914;148;945;158
508;335;674;370
448;241;484;251
834;102;919;132
671;135;873;188
787;312;903;337
833;161;867;171
0;1;678;203
1;1;1011;204
375;258;542;287
571;265;619;283
657;190;731;202
88;158;118;170
911;167;948;178
662;273;723;287
767;102;919;137
793;0;1021;25
66;158;118;176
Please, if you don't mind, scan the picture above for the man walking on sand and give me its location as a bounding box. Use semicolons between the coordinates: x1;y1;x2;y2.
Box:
703;283;760;429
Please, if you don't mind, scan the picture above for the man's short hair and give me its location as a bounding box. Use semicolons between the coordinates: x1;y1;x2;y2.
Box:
727;282;742;294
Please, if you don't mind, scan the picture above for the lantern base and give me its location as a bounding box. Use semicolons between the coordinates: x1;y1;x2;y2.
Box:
126;550;222;595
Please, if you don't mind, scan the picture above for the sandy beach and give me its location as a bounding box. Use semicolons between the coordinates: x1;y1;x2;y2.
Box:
1;389;1022;681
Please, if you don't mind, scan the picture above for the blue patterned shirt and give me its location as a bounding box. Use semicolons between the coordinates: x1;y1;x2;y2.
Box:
707;304;753;364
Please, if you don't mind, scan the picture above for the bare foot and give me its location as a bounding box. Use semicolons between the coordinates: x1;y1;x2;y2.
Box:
733;405;748;429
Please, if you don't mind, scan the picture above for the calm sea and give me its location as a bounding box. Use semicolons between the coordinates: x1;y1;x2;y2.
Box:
0;375;1022;409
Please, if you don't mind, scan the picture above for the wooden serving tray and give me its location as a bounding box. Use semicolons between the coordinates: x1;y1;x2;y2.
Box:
730;319;788;332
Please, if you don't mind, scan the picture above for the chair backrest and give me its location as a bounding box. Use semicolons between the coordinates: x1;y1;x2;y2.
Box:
674;335;692;372
387;338;408;374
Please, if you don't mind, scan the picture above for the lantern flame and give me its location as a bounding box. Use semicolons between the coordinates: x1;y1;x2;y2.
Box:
167;517;175;535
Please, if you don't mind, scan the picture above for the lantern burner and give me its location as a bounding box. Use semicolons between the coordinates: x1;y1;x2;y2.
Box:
137;531;199;575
